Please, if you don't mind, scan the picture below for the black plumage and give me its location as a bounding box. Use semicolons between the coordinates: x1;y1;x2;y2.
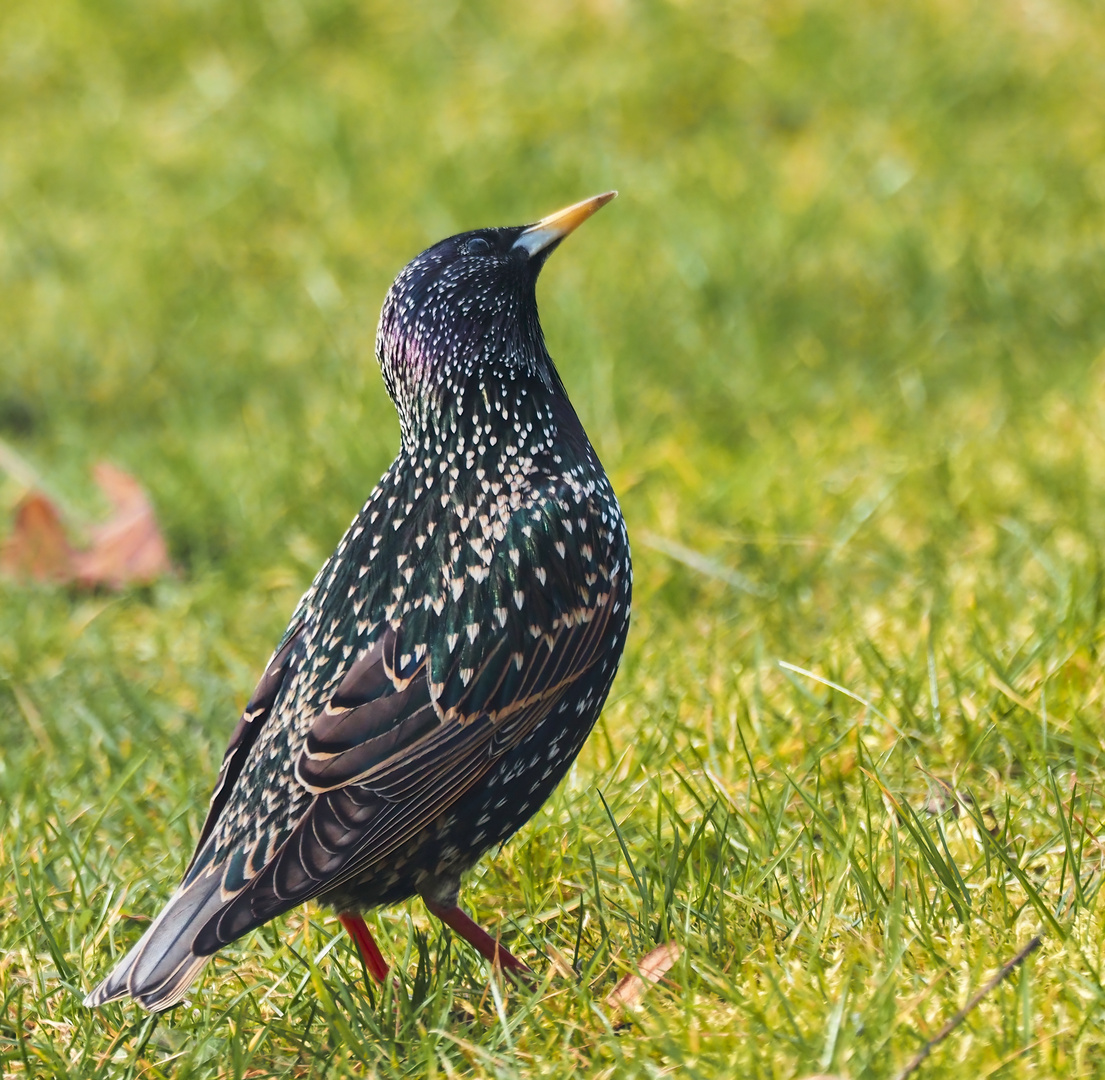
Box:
85;192;631;1011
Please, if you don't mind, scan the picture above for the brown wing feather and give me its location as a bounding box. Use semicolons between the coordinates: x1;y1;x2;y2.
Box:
183;627;303;882
192;569;620;951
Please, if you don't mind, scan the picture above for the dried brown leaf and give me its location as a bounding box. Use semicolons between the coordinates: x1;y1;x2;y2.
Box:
0;492;74;582
72;462;172;588
605;941;683;1009
1;462;171;589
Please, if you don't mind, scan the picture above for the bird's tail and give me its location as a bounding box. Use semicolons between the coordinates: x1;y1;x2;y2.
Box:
84;870;228;1012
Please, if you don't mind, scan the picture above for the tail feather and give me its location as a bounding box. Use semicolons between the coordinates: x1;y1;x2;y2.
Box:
84;871;227;1012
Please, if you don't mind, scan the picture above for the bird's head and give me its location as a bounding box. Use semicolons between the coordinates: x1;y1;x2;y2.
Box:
376;192;616;439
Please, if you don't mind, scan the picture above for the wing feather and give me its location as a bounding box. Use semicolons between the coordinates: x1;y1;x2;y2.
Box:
190;564;620;951
185;472;623;959
183;627;303;883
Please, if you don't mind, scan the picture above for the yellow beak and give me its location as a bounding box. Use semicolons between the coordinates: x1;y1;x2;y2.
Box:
513;191;618;257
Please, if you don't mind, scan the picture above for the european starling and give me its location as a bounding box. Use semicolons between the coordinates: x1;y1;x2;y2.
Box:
85;192;632;1011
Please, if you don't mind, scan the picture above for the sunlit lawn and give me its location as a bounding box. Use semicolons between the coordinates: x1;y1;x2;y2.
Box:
4;1;1105;1076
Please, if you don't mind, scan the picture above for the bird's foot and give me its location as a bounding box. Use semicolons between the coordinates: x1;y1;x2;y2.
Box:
338;912;390;984
424;898;536;984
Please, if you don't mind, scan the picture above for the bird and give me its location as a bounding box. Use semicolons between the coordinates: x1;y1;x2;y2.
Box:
84;192;632;1012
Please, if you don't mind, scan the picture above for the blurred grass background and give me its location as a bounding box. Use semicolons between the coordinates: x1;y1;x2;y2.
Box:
5;0;1105;1076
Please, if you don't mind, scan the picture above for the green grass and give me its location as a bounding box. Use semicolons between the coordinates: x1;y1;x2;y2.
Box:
4;0;1105;1075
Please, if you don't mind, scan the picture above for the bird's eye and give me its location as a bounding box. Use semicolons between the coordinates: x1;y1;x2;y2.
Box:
466;237;491;255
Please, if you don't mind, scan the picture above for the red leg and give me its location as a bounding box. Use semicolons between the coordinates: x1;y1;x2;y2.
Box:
424;898;535;981
338;912;389;984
